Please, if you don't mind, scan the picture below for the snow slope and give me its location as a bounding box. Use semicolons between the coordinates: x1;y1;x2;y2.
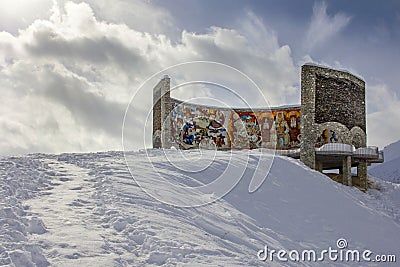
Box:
0;150;399;266
369;140;400;184
380;140;400;162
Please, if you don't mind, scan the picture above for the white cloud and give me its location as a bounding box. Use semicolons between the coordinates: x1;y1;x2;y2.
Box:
0;0;53;34
0;0;396;154
0;1;299;155
305;1;351;51
176;12;298;105
59;0;178;37
366;84;398;114
366;84;400;148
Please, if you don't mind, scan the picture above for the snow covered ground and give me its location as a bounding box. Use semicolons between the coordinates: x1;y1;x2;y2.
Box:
369;140;400;184
0;149;399;266
379;140;400;163
369;157;400;184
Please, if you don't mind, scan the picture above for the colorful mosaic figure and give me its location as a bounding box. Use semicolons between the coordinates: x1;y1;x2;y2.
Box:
179;116;229;150
230;112;262;149
275;111;290;148
255;111;276;149
287;110;301;148
315;128;339;147
171;102;301;150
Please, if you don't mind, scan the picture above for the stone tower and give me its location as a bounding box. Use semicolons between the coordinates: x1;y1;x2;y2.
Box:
152;75;172;149
300;64;368;188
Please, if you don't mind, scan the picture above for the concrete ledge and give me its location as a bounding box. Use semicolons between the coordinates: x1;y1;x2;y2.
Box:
353;146;379;160
315;143;354;156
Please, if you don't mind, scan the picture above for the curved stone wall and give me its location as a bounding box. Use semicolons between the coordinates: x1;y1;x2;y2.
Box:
169;98;301;150
153;65;368;161
151;65;379;189
315;122;352;147
314;122;366;149
350;126;367;149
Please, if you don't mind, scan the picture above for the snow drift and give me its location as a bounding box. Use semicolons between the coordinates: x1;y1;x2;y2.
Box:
0;149;399;266
369;140;400;184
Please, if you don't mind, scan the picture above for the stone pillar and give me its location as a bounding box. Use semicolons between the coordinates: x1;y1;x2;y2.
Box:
315;161;323;172
357;161;368;190
300;65;317;169
153;75;171;148
342;156;352;186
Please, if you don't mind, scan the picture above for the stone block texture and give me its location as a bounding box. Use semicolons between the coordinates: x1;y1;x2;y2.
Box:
152;75;171;148
315;75;365;131
300;64;367;169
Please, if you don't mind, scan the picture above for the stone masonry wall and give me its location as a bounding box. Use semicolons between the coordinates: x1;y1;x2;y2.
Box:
315;74;366;131
300;64;367;169
152;75;171;148
300;65;317;168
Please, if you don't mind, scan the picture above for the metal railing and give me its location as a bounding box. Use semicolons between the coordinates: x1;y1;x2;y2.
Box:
315;143;382;161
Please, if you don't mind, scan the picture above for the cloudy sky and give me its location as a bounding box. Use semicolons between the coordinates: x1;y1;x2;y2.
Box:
0;0;399;155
